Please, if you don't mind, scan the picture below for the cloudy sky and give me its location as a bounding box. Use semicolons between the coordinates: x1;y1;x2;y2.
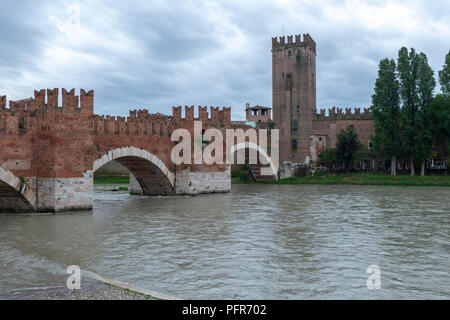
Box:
1;0;449;120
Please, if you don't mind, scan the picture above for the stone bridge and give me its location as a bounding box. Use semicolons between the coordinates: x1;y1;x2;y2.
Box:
0;88;277;213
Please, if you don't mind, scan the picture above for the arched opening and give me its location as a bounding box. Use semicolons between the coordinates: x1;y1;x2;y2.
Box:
230;142;278;182
0;167;36;213
93;147;175;196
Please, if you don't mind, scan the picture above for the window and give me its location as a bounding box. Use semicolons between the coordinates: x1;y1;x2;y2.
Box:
291;120;298;130
368;141;373;149
319;137;322;141
282;72;285;79
288;51;291;57
297;105;300;112
252;109;258;116
261;109;267;115
291;139;297;149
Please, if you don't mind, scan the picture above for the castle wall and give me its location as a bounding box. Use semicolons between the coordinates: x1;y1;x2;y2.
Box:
312;118;375;156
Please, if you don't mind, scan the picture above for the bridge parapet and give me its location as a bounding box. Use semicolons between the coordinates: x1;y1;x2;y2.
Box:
93;111;173;137
0;88;94;120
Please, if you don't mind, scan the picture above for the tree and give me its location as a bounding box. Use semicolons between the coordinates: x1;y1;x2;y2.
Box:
353;146;375;170
430;94;450;158
319;148;338;169
415;52;436;175
398;47;422;175
336;126;362;171
439;50;450;95
431;95;450;135
371;58;402;175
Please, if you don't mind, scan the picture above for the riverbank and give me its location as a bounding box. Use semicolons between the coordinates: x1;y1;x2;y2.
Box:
95;174;450;187
31;277;153;300
234;173;450;186
27;271;179;300
94;176;130;184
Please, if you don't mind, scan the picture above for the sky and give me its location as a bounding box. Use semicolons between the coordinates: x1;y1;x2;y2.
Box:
0;0;449;120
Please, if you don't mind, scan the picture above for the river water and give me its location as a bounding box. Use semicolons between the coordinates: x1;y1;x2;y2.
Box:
0;184;449;299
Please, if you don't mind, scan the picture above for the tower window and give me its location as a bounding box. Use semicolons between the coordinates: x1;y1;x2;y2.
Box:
291;139;297;149
252;109;258;116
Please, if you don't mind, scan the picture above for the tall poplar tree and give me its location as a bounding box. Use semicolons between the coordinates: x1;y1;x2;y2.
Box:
371;58;401;175
431;51;450;160
415;52;436;176
439;50;450;95
397;47;420;175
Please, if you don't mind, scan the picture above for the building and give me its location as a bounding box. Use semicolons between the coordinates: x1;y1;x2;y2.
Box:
271;34;375;166
245;103;272;123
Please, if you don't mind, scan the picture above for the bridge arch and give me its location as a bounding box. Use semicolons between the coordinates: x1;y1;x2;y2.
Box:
230;142;278;181
93;147;175;195
0;167;37;212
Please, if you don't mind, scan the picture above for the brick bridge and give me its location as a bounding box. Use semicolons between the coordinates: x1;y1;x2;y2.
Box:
0;88;277;213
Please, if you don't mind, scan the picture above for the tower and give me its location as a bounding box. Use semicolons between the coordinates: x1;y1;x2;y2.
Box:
272;34;316;163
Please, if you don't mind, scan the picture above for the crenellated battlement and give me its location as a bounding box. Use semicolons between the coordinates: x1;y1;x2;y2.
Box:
171;105;231;124
93;108;174;137
0;88;94;116
1;89;231;137
315;107;373;120
272;33;316;53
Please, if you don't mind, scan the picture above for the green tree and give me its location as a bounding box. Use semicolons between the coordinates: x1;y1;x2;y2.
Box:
415;52;436;175
319;148;338;169
439;50;450;95
371;58;401;175
430;94;450;157
397;47;422;175
336;126;362;171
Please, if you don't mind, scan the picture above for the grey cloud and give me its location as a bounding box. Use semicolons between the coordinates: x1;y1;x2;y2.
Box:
0;0;449;120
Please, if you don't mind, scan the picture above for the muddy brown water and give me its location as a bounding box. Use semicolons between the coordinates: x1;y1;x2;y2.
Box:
0;184;449;299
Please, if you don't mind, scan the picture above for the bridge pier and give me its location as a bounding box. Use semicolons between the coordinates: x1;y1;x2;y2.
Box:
175;167;231;195
35;172;94;212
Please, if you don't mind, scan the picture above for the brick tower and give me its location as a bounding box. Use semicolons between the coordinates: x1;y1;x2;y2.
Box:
272;34;316;163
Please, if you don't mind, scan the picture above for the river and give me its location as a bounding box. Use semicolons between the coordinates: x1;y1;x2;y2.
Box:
0;184;449;299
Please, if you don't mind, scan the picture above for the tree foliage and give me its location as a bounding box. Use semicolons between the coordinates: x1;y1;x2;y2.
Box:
395;48;437;174
397;47;420;173
414;52;436;167
430;94;450;156
319;148;338;167
336;126;362;170
439;50;450;95
370;58;401;164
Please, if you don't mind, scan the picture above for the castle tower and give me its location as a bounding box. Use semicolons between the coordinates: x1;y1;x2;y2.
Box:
272;34;316;163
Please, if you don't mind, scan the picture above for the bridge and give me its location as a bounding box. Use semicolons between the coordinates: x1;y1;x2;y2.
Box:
0;88;277;213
